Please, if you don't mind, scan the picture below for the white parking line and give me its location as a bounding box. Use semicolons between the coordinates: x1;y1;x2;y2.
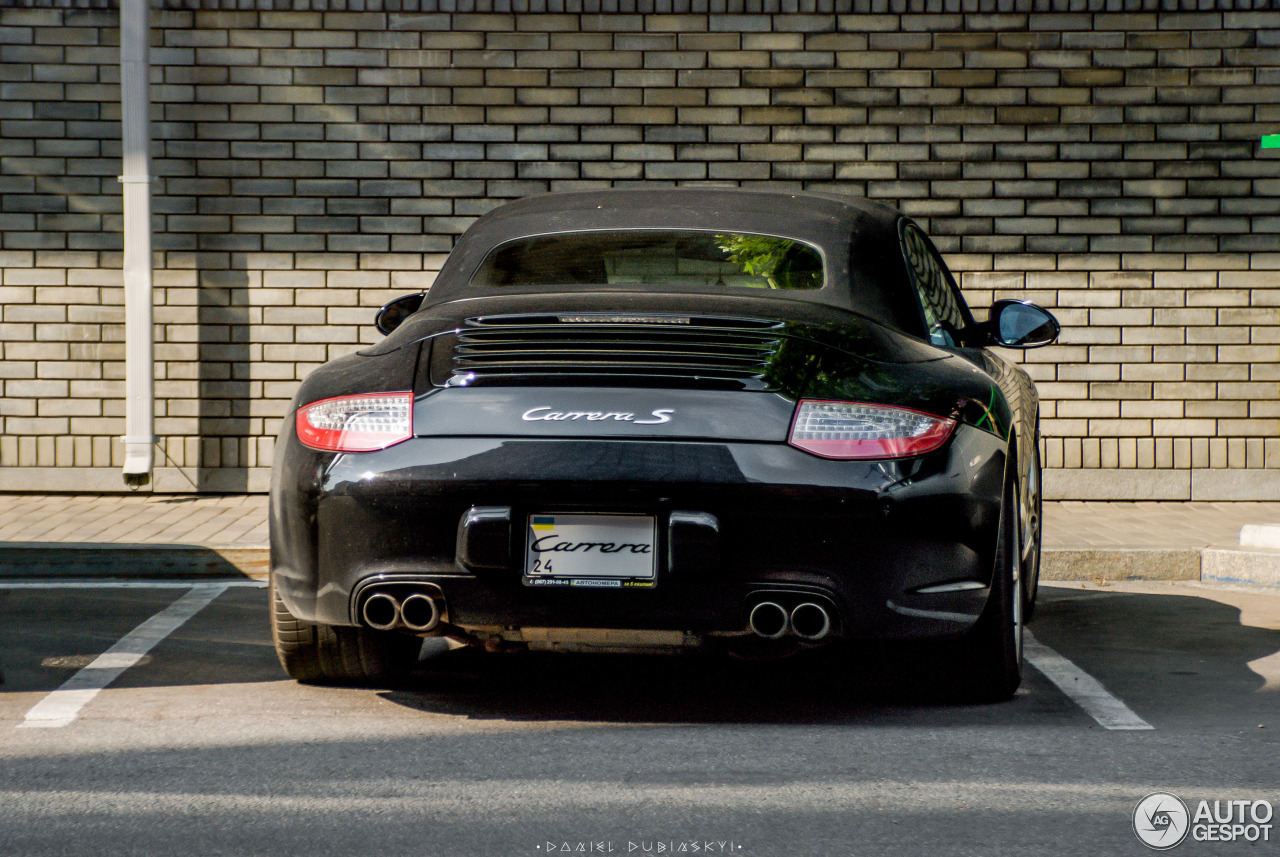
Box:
17;583;230;729
8;582;1152;731
1024;629;1154;731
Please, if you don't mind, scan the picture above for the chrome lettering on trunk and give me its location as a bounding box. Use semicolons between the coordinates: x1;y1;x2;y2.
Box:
521;407;673;425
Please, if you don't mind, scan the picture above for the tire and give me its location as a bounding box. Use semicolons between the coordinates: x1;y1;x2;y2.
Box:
956;475;1023;702
270;573;421;685
1022;433;1043;622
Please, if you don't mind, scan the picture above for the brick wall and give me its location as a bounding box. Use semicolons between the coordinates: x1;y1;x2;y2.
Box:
0;3;1277;497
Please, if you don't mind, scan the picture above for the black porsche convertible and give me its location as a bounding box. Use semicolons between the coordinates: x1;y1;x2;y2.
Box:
269;189;1059;700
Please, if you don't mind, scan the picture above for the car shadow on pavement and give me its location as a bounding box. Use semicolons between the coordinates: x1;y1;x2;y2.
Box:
1028;583;1280;729
383;643;1003;724
378;586;1280;726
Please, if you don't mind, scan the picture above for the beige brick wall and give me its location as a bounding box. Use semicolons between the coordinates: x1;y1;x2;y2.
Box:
0;4;1277;497
963;256;1280;499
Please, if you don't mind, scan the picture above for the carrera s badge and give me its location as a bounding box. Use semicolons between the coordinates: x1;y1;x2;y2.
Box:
521;407;674;425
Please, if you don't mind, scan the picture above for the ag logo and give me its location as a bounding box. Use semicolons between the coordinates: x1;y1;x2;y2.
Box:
1134;792;1190;850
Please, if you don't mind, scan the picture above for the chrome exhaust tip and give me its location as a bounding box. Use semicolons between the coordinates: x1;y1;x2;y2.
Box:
399;593;441;633
790;602;831;641
748;601;790;639
361;592;401;631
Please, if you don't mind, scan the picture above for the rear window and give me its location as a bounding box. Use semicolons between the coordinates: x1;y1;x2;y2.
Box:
470;230;825;292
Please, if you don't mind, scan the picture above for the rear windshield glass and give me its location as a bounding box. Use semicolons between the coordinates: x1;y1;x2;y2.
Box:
470;230;825;291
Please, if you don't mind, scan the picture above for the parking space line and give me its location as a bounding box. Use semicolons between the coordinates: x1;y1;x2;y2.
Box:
17;583;231;729
1024;630;1153;731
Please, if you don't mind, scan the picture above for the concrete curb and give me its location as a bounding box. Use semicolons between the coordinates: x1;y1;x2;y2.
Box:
1201;547;1280;588
0;543;268;581
1042;548;1201;582
1044;546;1280;590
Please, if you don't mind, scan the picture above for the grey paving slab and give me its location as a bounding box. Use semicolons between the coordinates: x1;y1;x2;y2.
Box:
1042;501;1280;550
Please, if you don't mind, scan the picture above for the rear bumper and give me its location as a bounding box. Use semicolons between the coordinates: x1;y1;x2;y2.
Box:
270;424;1007;642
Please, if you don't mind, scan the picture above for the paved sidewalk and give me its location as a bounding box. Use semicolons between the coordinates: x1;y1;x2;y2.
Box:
1041;501;1280;551
0;493;268;547
1;493;1279;586
1040;500;1280;586
0;494;269;581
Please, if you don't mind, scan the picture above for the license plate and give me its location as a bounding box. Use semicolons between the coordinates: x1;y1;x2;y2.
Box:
523;514;657;589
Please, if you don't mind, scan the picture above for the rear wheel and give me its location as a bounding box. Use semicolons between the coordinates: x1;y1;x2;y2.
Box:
1022;433;1043;621
270;573;421;685
956;475;1023;702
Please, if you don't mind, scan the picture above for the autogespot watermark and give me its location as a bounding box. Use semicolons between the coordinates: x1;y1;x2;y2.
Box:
538;840;744;853
1134;792;1275;849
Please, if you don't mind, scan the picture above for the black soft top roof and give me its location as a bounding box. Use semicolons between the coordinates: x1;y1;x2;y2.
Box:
424;189;922;333
461;187;902;230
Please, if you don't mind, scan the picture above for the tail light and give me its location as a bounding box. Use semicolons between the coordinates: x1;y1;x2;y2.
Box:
295;392;413;452
788;400;955;460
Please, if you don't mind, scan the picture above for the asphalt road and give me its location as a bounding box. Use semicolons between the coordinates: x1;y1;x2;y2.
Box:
1;578;1278;857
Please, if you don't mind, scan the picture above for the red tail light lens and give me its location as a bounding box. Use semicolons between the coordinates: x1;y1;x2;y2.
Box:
295;392;413;452
788;400;956;460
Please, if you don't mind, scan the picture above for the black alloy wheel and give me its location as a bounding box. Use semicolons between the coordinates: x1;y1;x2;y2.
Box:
956;474;1023;702
1022;430;1044;621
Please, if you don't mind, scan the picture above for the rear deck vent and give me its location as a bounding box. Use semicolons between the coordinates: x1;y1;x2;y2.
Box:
444;313;784;388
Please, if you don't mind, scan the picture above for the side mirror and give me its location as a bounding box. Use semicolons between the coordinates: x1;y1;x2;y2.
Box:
988;300;1060;348
374;293;425;335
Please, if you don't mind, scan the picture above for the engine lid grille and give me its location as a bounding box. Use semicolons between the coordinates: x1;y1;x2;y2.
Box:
444;313;785;388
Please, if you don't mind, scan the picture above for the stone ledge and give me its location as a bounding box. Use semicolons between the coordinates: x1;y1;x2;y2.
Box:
0;468;147;494
0;467;273;494
1044;469;1191;501
1043;469;1280;502
1191;470;1280;502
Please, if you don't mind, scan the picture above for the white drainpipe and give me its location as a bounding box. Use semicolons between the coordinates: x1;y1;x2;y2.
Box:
120;0;154;486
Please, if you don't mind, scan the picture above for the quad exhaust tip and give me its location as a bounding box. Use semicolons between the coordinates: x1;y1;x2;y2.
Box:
790;602;831;641
360;591;442;633
399;593;441;632
361;592;401;631
748;601;790;639
747;599;832;641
